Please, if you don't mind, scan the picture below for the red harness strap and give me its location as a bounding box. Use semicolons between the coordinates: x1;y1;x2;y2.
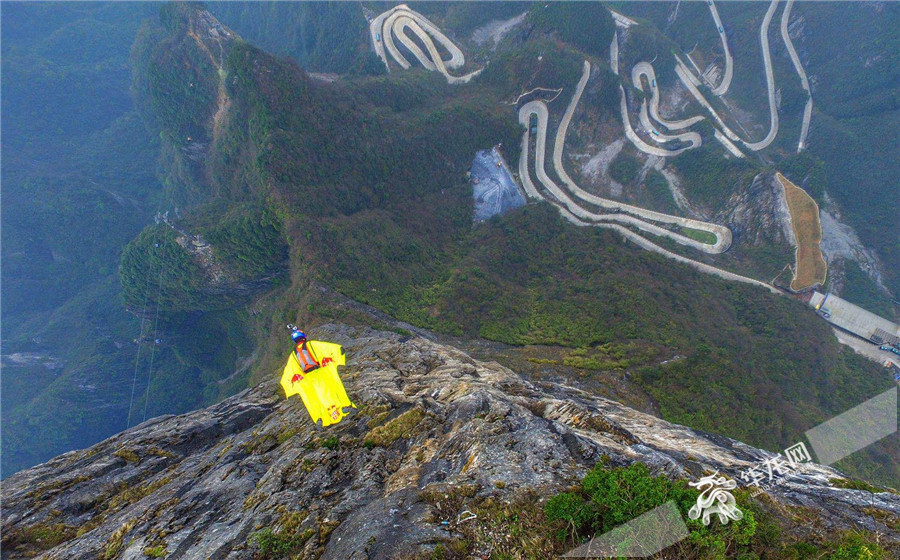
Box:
294;341;321;373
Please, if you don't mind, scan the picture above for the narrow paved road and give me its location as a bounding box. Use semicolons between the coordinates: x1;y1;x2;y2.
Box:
714;129;745;158
371;4;481;84
742;0;780;151
674;57;742;143
708;0;734;96
780;0;812;152
632;62;704;131
609;31;619;76
553;61;731;253
669;0;781;152
369;9;392;72
610;10;638;28
620;83;697;158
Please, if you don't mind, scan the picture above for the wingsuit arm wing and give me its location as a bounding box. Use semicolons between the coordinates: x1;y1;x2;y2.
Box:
281;354;328;424
308;341;345;366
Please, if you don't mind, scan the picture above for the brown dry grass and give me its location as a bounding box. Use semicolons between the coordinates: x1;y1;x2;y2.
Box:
777;173;827;291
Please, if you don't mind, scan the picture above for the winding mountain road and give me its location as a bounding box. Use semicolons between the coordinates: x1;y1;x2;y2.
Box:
632;62;705;131
620;84;697;158
553;62;730;253
518;102;767;289
666;0;781;152
613;0;809;157
371;4;481;84
518;61;732;254
707;0;734;96
742;0;780;151
780;0;812;152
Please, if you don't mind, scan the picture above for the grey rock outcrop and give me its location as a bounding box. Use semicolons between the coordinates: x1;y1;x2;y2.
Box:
719;172;795;251
2;324;898;559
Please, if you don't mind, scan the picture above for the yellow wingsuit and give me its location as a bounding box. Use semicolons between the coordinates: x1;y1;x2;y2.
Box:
280;340;356;426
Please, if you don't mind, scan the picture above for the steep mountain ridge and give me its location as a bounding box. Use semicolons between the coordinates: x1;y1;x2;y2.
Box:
2;325;898;559
117;3;897;488
3;0;896;498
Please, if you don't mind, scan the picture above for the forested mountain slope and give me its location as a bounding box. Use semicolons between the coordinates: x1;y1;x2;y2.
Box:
2;2;896;493
1;2;163;475
116;3;896;486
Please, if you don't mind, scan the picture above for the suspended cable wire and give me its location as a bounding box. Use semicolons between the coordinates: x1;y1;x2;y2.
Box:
125;295;150;429
141;262;166;423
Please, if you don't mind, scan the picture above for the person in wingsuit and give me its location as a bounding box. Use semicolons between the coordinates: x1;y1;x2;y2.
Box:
280;325;355;427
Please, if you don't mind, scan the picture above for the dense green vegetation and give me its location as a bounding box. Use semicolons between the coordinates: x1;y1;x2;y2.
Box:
120;226;211;312
670;146;760;210
202;204;288;279
0;3;164;475
118;204;288;310
1;3;280;475
641;169;679;214
144;15;218;147
608;151;642;185
543;461;895;559
526;2;615;60
475;37;585;103
840;261;899;322
113;3;897;488
207;2;373;75
546;462;758;557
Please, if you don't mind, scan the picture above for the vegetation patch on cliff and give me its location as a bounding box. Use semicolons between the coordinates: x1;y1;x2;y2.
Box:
777;173;827;291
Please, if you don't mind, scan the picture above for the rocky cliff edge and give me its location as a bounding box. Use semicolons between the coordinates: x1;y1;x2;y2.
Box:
2;324;898;559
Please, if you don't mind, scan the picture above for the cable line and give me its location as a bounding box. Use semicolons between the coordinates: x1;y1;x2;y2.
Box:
141;262;166;423
125;295;150;429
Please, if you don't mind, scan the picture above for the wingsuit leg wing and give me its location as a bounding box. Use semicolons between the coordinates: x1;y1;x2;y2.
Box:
281;355;329;424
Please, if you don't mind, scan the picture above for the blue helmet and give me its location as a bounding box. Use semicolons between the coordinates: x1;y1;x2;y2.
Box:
291;330;307;343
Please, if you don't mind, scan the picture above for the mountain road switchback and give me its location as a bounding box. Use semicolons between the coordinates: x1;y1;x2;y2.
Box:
511;61;781;293
370;4;482;84
516;109;770;290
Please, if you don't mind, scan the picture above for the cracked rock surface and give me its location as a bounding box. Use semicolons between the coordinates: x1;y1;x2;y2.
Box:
2;324;898;559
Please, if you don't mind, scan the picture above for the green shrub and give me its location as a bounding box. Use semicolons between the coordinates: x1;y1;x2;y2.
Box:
609;153;641;185
527;3;615;58
250;526;314;558
546;463;767;557
143;545;168;558
823;531;891;559
546;463;699;536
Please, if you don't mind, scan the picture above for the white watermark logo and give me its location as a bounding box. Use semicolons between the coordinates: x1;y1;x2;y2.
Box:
783;442;812;466
687;473;743;525
742;442;813;496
